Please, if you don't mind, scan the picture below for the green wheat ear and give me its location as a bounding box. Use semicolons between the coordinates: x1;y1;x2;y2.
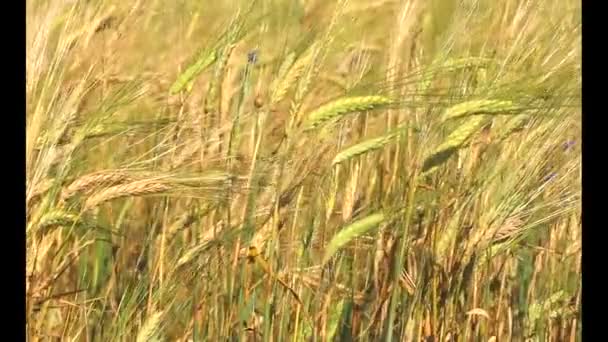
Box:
305;95;394;131
170;50;217;94
442;99;521;122
332;126;407;166
322;212;385;266
422;115;490;174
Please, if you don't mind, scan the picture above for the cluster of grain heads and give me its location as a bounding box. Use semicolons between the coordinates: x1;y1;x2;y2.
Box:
305;96;394;131
418;96;526;175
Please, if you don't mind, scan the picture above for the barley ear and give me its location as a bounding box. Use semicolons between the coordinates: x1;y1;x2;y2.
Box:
422;115;490;174
322;212;385;266
442;99;521;122
83;180;172;211
332;127;405;166
305;95;394;131
170;50;217;94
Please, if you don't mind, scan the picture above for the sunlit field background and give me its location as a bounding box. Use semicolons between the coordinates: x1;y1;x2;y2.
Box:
26;0;581;340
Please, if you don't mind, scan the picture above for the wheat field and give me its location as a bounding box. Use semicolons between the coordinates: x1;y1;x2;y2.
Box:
26;0;581;340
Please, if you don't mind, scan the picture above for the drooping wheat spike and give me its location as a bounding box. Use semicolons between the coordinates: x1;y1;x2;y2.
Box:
332;127;405;166
440;56;494;72
422;115;490;174
37;210;81;232
167;207;200;240
417;57;494;94
61;170;134;201
305;95;394;131
322;212;385;266
176;221;226;268
135;310;164;342
171;137;202;169
27;178;54;207
170;49;217;95
497;113;531;141
341;164;360;222
271;46;316;105
475;216;527;266
465;215;525;267
490;216;525;245
270;51;296;99
83;180;172;211
204;42;237;121
248;219;274;254
442;99;521;122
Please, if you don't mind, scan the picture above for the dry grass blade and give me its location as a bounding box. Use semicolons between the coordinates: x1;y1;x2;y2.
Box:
322;212;385;266
422;115;490;173
442;99;521;122
305;96;394;130
83;180;172;211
